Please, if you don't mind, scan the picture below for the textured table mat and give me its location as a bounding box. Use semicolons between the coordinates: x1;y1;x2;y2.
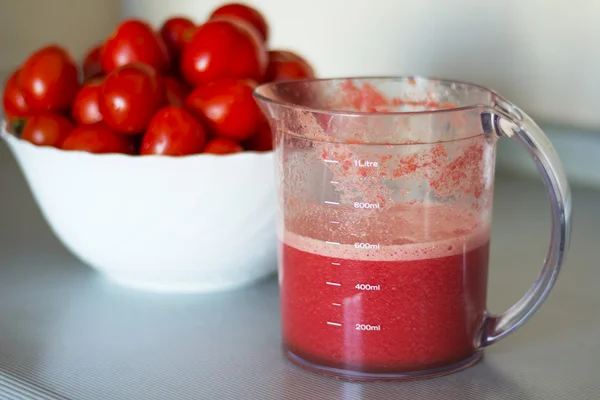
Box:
0;141;598;399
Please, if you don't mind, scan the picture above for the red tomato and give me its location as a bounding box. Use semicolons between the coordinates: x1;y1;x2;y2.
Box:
99;63;164;134
269;50;307;63
185;79;262;142
164;76;190;107
180;19;267;87
159;17;195;60
265;50;315;82
72;78;103;125
20;113;74;148
83;45;103;81
204;138;243;154
62;123;134;154
210;3;269;42
244;123;273;151
101;20;171;74
2;69;30;122
141;106;206;156
18;45;79;113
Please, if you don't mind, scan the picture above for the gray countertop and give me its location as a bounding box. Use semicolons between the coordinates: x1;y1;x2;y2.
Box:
0;140;598;400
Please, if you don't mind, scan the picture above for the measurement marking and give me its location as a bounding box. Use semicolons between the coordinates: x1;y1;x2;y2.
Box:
354;201;380;209
327;322;342;326
355;323;381;331
354;242;380;250
332;303;341;307
324;201;340;205
326;241;340;245
331;262;341;266
355;283;381;291
324;159;339;164
354;160;379;167
330;180;340;184
326;281;341;286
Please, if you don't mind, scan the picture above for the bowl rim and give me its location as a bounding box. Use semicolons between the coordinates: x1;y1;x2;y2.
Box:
1;120;273;160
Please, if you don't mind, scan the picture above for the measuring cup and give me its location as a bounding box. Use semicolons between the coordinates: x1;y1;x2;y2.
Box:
253;77;571;381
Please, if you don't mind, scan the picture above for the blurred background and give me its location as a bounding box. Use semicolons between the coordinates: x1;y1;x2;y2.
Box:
1;0;598;185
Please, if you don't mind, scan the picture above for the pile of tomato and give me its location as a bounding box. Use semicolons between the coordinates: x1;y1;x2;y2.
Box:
2;3;315;156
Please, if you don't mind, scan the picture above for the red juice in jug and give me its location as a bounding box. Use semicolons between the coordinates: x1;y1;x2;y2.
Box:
280;203;490;374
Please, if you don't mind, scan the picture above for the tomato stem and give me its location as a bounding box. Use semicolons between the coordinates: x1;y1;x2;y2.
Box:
10;117;27;137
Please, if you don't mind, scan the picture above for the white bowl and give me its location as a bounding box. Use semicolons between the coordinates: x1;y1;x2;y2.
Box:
1;125;277;293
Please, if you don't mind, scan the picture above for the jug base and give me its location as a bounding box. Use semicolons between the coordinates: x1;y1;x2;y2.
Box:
285;349;483;382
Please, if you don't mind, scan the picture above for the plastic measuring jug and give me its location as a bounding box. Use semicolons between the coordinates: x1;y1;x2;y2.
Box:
253;77;571;381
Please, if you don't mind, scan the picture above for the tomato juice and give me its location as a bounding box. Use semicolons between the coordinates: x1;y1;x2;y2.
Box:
279;203;490;376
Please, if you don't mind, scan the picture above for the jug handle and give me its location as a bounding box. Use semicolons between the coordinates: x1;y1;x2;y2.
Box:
479;97;572;347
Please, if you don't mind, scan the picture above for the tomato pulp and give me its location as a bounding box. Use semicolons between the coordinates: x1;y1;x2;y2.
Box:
280;204;490;376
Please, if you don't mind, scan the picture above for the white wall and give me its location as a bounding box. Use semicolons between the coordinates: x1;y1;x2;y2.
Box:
1;0;598;130
0;0;120;70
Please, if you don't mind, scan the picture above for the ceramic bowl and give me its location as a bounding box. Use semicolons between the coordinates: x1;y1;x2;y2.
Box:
1;125;277;293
